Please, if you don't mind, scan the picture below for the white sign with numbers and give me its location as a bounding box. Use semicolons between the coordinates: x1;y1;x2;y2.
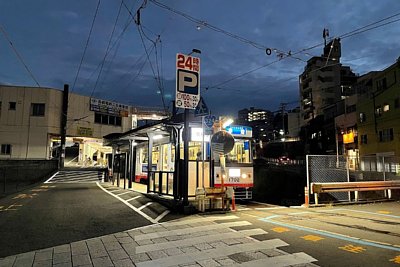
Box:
175;53;200;109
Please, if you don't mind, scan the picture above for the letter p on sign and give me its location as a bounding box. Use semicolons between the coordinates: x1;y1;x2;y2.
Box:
177;69;199;95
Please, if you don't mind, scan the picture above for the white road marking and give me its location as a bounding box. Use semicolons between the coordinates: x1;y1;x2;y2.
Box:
154;210;170;223
138;202;153;211
116;191;131;196
96;182;157;224
44;172;59;183
126;196;141;202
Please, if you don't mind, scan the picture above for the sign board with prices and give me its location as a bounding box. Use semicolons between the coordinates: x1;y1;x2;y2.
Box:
175;53;200;109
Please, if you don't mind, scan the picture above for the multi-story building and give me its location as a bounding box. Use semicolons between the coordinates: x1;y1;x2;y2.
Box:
299;38;357;124
0;85;168;164
357;59;400;157
237;107;274;142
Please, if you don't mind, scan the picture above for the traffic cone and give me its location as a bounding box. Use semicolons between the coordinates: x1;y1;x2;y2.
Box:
303;186;309;207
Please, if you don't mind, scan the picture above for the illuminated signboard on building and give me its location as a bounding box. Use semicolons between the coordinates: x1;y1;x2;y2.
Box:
343;132;354;144
225;125;252;138
90;98;129;116
77;127;93;137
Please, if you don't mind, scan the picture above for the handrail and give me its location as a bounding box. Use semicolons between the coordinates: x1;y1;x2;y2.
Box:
311;180;400;204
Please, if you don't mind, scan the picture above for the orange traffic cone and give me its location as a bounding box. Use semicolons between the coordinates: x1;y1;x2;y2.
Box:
231;192;236;211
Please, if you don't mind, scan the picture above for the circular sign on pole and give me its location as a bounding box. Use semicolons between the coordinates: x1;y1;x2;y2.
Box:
210;131;235;155
204;115;216;128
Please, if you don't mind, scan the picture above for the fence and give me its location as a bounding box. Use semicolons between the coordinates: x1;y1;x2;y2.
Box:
306;155;400;203
0;159;58;196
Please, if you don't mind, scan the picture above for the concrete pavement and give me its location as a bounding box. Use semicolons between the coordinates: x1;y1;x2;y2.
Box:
0;215;318;267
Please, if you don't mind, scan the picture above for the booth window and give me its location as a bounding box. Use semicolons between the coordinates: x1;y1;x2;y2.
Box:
1;144;11;155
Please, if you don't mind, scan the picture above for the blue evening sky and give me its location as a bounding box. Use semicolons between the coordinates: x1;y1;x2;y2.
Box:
1;0;399;116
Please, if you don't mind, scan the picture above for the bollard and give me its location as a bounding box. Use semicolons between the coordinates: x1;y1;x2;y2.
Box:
303;186;309;207
231;192;236;211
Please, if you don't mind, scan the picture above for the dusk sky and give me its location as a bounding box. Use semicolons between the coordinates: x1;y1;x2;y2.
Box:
1;0;400;116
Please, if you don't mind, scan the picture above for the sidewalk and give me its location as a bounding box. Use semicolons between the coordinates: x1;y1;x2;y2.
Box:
0;215;318;267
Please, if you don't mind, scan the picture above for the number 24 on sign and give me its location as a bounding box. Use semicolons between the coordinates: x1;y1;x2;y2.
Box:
177;54;199;72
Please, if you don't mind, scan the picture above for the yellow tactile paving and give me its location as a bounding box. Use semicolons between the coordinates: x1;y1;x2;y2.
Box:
271;227;290;233
390;255;400;264
339;244;366;254
301;235;324;242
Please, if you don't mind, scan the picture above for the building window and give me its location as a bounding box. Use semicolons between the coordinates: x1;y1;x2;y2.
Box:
379;128;394;142
360;134;368;144
346;104;356;113
94;112;122;126
9;102;16;110
359;112;366;123
395;98;400;109
31;103;45;116
1;144;11;155
375;106;382;117
383;104;390;112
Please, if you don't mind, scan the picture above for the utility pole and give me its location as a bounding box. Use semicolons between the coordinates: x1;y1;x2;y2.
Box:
60;84;69;169
280;103;287;136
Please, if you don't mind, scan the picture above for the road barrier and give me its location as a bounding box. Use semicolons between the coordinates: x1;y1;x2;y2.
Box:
311;181;400;205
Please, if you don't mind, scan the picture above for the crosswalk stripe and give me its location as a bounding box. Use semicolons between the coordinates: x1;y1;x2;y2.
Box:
234;252;317;267
135;221;252;241
137;238;289;267
160;215;239;227
136;228;267;254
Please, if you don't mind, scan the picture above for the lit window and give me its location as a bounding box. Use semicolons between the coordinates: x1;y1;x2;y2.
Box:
359;112;366;123
383;104;390;112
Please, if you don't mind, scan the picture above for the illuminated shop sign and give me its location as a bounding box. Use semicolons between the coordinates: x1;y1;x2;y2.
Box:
90;98;129;116
225;125;252;138
191;128;211;142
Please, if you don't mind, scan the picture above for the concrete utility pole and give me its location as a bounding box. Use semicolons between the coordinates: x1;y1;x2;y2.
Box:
280;103;287;136
60;84;69;169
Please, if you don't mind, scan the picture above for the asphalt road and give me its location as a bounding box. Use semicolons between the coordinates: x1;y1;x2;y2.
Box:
0;182;176;257
234;201;400;266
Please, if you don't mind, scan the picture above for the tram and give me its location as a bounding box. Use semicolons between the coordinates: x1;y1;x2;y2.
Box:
213;125;254;200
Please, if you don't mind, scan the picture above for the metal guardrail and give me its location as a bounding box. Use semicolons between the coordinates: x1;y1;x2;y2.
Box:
311;181;400;204
148;171;174;196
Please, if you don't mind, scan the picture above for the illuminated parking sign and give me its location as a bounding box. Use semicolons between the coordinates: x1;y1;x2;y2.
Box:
176;53;200;109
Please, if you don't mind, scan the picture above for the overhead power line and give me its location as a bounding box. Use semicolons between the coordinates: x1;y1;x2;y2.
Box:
90;0;123;98
71;0;101;93
148;0;301;61
205;10;400;91
0;24;41;87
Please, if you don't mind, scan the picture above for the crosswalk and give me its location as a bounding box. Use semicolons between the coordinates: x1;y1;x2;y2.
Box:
0;215;319;266
127;215;319;266
45;170;105;183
